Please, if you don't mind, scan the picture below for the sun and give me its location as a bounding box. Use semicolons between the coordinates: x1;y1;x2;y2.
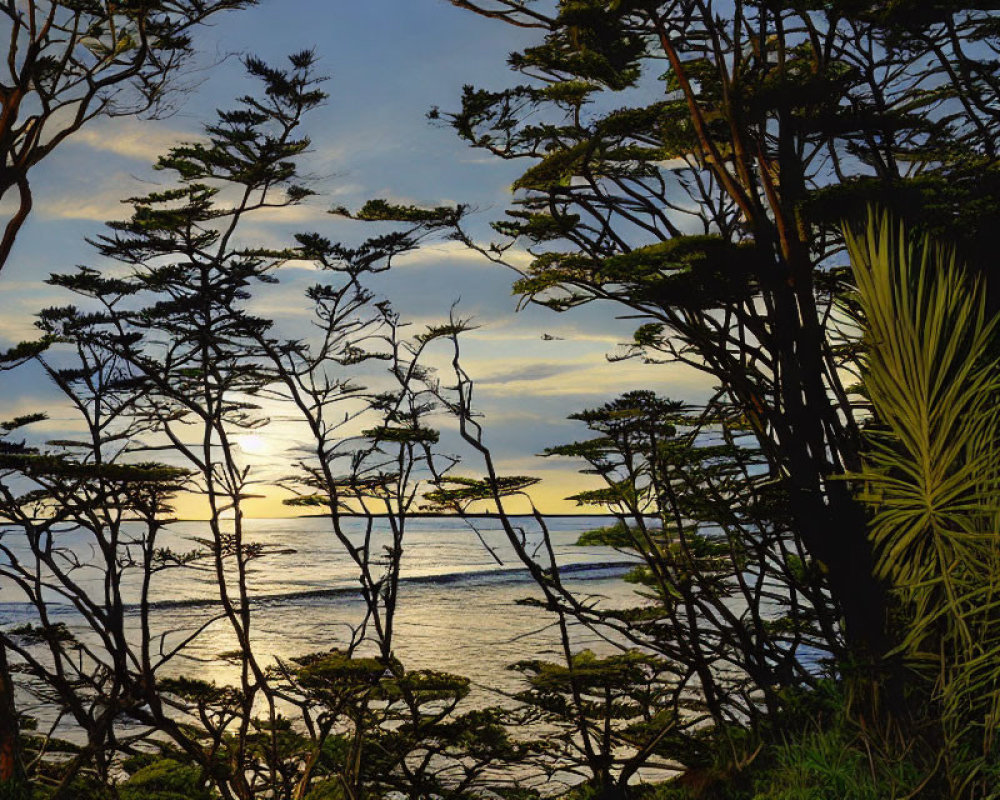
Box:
237;433;271;455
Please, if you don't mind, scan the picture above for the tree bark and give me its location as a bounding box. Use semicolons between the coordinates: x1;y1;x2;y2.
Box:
0;642;28;800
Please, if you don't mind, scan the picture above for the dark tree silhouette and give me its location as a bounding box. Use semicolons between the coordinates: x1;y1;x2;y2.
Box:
0;0;255;273
1;53;535;800
437;0;1000;692
0;6;253;786
413;327;841;798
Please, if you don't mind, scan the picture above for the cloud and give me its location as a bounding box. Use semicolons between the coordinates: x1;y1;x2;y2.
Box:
465;327;626;346
71;120;200;163
243;202;332;225
393;240;533;271
33;166;153;221
36;180;334;226
0;314;40;345
0;284;72;345
471;357;711;399
477;361;578;386
37;192;133;222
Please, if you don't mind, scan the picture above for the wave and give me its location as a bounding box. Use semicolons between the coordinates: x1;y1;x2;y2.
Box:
152;560;635;610
0;561;636;617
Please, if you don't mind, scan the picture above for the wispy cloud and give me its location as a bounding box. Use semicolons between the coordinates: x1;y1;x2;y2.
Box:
245;202;332;225
394;240;533;270
470;356;710;399
38;192;133;222
37;179;336;226
477;361;578;386
0;314;40;346
465;326;626;346
72;120;199;163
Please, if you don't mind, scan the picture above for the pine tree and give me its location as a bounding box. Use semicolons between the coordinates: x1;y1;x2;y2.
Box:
438;0;1000;690
0;0;254;274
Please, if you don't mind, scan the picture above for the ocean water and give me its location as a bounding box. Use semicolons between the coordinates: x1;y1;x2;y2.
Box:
0;515;640;696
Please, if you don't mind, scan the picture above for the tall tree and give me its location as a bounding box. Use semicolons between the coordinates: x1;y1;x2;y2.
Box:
31;52;333;799
438;0;1000;677
0;0;254;273
0;4;253;783
421;333;844;797
3;53;527;799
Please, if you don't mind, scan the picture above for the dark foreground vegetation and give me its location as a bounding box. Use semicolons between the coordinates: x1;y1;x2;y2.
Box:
2;1;1000;798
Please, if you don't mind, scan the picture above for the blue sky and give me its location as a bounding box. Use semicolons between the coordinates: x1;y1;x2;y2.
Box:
0;0;711;514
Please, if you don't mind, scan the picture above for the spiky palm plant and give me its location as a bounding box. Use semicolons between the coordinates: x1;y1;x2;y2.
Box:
845;210;1000;795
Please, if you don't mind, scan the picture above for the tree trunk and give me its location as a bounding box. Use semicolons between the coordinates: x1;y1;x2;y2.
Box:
789;488;887;652
595;778;629;800
768;274;902;713
0;642;28;800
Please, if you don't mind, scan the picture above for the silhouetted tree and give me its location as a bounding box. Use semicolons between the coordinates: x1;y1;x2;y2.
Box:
0;343;194;797
437;0;1000;688
3;52;534;800
0;0;254;274
0;4;253;789
420;333;842;797
545;393;841;714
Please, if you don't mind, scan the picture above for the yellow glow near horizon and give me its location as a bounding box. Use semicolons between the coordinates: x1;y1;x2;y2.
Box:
170;473;606;520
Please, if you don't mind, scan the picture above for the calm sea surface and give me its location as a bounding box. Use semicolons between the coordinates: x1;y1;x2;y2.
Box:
1;515;639;696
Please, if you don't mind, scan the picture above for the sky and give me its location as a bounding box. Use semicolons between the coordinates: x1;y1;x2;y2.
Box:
0;0;712;517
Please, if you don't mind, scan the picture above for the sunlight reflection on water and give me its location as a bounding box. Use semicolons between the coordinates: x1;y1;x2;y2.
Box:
1;515;639;697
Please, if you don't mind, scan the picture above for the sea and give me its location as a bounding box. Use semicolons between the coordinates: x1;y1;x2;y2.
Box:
0;515;640;698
